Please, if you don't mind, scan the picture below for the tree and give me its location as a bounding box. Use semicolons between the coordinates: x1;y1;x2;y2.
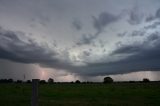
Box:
16;80;22;83
75;80;81;84
26;80;31;83
143;78;150;83
48;78;54;84
40;80;46;84
103;77;113;83
8;79;13;83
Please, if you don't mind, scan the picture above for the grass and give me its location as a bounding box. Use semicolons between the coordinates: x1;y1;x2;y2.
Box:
0;83;160;106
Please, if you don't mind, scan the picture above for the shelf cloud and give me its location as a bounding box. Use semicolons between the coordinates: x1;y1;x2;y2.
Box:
0;0;160;81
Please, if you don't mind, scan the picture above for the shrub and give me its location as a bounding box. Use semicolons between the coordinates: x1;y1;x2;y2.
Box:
143;78;150;83
8;79;13;83
40;80;46;84
75;80;81;84
48;78;54;84
16;80;22;83
103;77;113;83
26;80;31;83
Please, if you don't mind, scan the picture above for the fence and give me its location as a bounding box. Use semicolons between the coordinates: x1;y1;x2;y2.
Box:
31;79;39;106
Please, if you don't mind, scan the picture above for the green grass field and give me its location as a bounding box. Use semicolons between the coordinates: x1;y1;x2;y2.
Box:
0;83;160;106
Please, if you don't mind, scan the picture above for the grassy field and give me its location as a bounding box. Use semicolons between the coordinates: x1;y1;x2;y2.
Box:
0;83;160;106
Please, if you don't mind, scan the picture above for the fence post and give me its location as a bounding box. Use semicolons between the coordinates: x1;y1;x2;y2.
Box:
31;79;39;106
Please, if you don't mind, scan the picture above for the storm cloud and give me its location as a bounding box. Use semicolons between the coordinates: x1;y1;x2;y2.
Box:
2;26;160;76
77;12;119;45
77;32;160;76
92;12;118;32
128;6;143;25
1;0;160;81
0;27;58;64
72;19;83;31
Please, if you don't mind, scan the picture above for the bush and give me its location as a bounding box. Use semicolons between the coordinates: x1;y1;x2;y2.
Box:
0;79;13;83
16;80;22;83
103;77;113;83
48;78;54;84
75;80;81;84
129;81;136;83
26;80;31;83
8;79;14;83
40;80;46;84
143;78;150;83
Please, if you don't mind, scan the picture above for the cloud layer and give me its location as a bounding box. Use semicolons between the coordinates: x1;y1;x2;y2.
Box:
0;27;58;64
0;0;160;80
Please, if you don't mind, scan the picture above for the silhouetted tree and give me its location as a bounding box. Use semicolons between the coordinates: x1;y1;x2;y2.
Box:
70;81;74;84
0;79;14;83
75;80;81;84
143;78;150;83
26;80;31;83
8;79;13;83
103;77;113;83
48;78;54;84
40;80;46;84
129;81;136;83
0;79;7;83
16;80;22;83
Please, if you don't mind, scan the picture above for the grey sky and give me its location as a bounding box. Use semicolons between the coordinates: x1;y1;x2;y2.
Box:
0;0;160;81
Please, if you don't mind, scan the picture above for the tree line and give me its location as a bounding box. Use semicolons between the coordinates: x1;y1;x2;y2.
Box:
0;77;152;84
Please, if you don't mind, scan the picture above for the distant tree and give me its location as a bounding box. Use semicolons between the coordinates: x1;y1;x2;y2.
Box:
0;79;7;83
26;80;31;83
70;81;74;84
75;80;81;84
103;77;113;83
0;79;14;83
143;78;150;83
48;78;54;84
16;80;22;83
8;79;13;83
129;81;136;83
40;80;46;84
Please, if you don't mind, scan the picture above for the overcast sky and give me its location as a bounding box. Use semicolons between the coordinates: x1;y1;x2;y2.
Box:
0;0;160;82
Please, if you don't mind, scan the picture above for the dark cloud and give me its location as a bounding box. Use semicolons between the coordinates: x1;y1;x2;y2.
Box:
98;40;105;48
112;44;141;55
145;15;155;22
72;19;83;31
156;8;160;18
117;32;127;37
0;27;75;71
0;59;43;80
72;32;160;76
128;6;143;25
147;32;159;41
30;14;50;27
76;12;119;46
70;20;160;76
104;32;160;74
83;51;91;57
76;33;97;45
1;26;160;77
114;32;160;55
145;8;160;22
119;21;160;38
92;12;118;32
1;0;160;81
131;30;145;36
118;29;146;38
0;27;58;64
144;21;160;29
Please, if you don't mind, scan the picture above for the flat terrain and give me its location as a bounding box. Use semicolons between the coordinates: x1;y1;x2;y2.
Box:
0;83;160;106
